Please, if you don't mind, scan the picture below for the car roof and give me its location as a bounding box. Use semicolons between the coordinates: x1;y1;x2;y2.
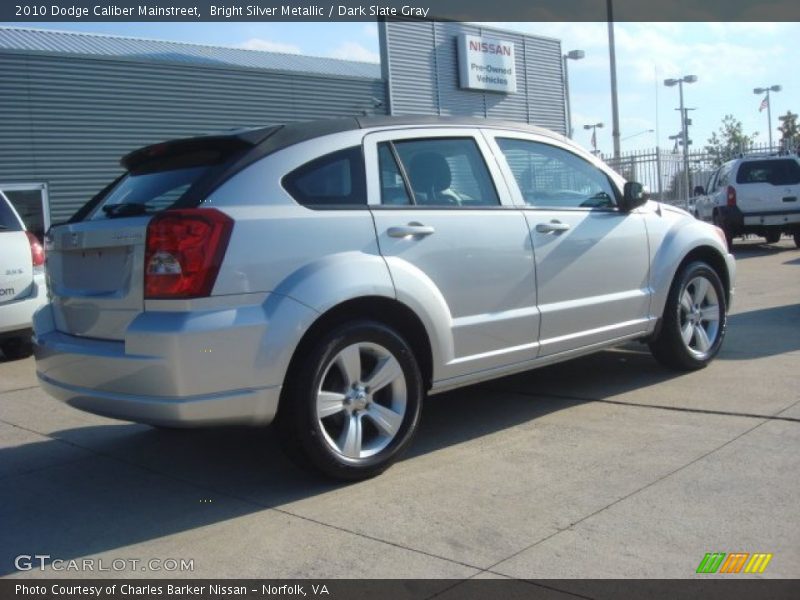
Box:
123;116;569;170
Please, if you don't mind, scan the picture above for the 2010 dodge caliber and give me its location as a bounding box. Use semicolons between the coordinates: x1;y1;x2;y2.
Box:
34;117;735;480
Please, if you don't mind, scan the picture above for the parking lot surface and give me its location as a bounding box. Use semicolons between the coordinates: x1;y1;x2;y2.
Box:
1;239;798;580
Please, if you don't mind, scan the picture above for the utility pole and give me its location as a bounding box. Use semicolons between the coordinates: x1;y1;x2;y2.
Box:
607;0;621;159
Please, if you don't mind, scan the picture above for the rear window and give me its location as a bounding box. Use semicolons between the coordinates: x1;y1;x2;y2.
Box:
88;166;210;220
736;159;800;185
0;194;23;231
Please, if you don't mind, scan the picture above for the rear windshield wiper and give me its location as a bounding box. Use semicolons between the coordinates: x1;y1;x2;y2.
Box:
101;203;156;218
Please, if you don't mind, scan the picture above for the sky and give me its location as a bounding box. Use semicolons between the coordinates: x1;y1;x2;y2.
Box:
5;20;799;155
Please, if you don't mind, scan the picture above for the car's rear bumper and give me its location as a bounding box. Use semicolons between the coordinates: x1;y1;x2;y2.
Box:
0;275;46;337
719;205;800;232
31;296;310;427
37;369;281;427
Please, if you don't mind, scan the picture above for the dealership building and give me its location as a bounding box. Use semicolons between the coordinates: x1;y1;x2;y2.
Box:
0;21;567;231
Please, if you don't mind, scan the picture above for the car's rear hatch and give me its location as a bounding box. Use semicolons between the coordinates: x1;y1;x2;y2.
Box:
0;196;33;305
45;127;278;341
736;158;800;213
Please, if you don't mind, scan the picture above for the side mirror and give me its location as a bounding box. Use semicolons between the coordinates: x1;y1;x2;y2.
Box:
621;181;649;211
693;185;705;196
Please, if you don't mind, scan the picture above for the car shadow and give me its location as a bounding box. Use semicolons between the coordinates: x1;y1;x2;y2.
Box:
730;240;796;259
721;303;800;359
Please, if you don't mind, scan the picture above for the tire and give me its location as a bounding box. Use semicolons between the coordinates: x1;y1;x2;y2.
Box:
278;320;424;480
0;337;33;360
794;232;800;248
765;231;781;244
649;261;727;371
712;213;733;249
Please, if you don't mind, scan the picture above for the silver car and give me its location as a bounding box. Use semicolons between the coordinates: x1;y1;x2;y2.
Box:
33;117;735;479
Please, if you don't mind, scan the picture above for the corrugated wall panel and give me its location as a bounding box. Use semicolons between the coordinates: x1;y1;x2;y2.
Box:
385;20;565;133
382;20;439;115
524;36;567;133
0;53;385;223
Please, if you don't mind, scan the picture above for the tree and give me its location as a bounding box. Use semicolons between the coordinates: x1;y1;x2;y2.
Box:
777;111;800;152
705;115;759;166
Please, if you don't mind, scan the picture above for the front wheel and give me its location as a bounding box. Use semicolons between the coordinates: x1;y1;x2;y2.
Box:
765;231;781;244
649;261;727;371
278;320;423;480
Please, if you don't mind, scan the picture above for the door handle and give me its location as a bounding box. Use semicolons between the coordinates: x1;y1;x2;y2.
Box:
535;220;571;234
387;222;436;238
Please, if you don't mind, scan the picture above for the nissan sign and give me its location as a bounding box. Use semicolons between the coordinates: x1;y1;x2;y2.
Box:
458;34;517;94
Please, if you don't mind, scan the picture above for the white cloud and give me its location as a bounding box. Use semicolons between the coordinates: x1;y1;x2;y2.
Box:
362;23;378;39
329;41;379;63
238;38;302;54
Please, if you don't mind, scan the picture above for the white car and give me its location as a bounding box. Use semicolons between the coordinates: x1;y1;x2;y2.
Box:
694;154;800;247
0;191;47;359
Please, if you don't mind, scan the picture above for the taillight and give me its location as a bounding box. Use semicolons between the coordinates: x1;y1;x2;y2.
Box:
726;185;737;207
144;209;233;299
26;231;45;271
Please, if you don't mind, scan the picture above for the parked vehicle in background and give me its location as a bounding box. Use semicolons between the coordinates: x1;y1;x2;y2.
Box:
33;117;735;479
0;191;46;359
694;154;800;247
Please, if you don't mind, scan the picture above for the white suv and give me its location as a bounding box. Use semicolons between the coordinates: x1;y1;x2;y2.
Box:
695;154;800;247
33;117;735;479
0;191;46;359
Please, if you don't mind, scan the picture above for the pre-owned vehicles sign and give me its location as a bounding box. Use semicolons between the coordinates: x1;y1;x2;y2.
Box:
458;34;517;94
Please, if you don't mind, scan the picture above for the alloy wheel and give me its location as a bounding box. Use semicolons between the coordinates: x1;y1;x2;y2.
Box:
315;342;407;460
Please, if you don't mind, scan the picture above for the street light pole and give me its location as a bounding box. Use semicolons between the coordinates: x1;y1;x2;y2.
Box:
754;85;781;150
664;75;698;207
607;0;621;159
562;49;585;138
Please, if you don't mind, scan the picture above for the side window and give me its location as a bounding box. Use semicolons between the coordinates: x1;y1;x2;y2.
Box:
707;170;719;193
717;165;730;187
496;138;618;209
378;143;411;206
391;138;500;207
283;146;366;208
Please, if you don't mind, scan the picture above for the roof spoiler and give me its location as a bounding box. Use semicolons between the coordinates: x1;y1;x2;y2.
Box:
121;126;280;173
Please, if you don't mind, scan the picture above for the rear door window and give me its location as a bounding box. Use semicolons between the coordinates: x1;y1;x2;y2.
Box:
0;195;23;231
283;146;366;208
736;160;800;185
390;138;500;207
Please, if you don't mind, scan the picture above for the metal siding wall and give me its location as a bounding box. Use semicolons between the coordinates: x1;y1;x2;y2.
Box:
0;53;385;223
524;36;567;133
385;21;565;134
382;21;439;115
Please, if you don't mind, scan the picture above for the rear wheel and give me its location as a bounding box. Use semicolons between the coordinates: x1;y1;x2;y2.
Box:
649;261;727;371
0;337;33;360
765;231;781;244
712;213;733;249
793;232;800;248
278;320;423;480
